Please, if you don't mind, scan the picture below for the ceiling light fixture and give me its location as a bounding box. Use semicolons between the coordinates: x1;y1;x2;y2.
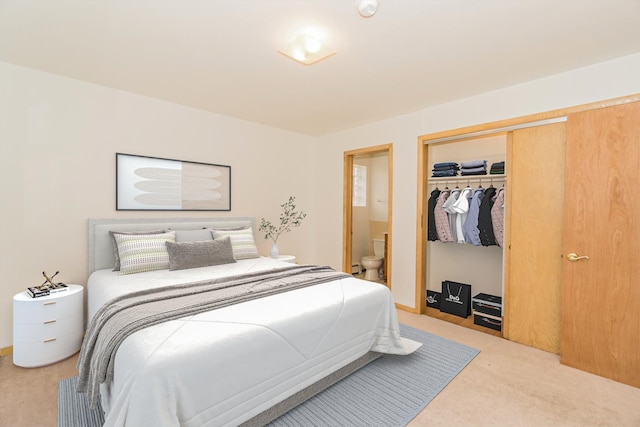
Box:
357;0;379;18
278;33;336;65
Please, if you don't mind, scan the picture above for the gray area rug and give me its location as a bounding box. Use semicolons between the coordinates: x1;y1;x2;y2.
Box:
58;324;479;427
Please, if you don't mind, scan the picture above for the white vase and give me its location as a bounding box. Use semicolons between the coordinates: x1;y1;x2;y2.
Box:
270;242;279;259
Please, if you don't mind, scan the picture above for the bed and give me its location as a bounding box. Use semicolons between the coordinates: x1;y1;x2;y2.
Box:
78;217;420;427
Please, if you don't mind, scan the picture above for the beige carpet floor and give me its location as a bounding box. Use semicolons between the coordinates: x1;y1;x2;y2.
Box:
1;310;639;427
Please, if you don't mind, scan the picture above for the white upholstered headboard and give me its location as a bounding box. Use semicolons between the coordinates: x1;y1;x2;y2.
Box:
88;217;256;274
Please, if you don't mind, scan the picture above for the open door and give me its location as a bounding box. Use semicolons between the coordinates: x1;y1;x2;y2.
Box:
560;102;640;388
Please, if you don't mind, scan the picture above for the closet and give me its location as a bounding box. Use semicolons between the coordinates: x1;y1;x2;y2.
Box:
420;120;566;351
415;95;640;388
425;134;507;338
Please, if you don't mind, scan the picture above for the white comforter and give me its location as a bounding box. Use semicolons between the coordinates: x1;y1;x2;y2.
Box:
86;257;420;427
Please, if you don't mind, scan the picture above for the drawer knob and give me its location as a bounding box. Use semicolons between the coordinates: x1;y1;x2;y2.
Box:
44;320;57;324
44;301;57;306
43;338;57;343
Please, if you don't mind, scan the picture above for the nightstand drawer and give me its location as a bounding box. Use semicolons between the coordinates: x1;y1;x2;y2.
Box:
14;288;83;323
12;333;83;367
14;315;83;343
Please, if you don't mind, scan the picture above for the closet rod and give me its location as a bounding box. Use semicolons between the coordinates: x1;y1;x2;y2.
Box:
428;175;506;189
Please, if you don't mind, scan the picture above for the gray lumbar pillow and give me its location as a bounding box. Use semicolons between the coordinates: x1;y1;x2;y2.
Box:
165;236;237;271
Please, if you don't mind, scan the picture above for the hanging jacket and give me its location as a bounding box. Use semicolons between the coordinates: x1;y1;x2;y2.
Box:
427;189;441;241
478;187;497;246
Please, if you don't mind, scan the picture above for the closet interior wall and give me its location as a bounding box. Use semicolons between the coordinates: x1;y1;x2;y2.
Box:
426;134;507;308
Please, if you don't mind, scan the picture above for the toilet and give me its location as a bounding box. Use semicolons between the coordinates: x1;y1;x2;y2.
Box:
361;238;384;281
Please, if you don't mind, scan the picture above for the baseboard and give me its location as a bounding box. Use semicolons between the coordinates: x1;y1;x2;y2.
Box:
0;345;13;357
395;302;419;313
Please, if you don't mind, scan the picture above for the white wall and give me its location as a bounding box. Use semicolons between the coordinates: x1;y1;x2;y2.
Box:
0;62;317;348
313;52;640;308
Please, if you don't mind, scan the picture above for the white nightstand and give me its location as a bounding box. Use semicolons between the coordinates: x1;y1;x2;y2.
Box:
12;284;84;367
277;255;296;264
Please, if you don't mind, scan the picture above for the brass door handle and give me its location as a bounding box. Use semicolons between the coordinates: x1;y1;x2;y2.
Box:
567;253;589;262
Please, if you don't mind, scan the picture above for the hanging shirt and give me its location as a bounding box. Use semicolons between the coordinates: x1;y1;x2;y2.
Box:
434;190;453;242
451;187;473;243
463;188;484;246
491;187;506;247
442;189;460;242
478;187;497;246
427;189;441;241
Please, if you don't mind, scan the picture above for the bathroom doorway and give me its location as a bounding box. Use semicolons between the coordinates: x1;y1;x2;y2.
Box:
343;144;392;288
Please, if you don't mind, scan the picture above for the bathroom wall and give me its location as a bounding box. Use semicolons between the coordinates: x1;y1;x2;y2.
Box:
352;157;371;269
369;153;389;223
368;153;388;253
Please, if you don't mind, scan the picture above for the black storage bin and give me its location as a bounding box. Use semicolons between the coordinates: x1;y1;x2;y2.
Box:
440;280;471;318
426;290;441;309
472;293;502;318
473;312;502;331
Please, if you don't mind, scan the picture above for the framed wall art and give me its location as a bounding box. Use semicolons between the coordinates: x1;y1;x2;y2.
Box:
116;153;231;211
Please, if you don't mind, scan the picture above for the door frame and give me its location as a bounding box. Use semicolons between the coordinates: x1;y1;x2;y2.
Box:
415;94;640;317
343;143;393;289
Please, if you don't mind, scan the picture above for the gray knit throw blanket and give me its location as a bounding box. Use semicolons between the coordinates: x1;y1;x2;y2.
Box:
76;264;350;408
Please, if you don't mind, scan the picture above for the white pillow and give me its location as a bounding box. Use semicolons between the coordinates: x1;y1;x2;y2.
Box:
174;229;213;243
211;228;259;260
114;231;176;275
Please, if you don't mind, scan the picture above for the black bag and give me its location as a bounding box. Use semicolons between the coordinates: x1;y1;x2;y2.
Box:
426;290;441;309
440;280;472;318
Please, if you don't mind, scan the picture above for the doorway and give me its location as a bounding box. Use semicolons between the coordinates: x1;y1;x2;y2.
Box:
343;144;393;288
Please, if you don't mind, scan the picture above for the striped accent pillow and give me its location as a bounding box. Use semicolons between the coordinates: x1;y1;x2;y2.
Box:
211;228;259;260
114;231;176;275
109;229;165;271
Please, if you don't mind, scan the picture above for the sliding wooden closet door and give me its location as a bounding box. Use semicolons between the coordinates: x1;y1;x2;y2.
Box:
505;122;565;354
561;102;640;388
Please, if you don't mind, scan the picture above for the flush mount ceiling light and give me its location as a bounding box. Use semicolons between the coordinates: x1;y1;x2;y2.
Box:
357;0;379;18
278;32;336;65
